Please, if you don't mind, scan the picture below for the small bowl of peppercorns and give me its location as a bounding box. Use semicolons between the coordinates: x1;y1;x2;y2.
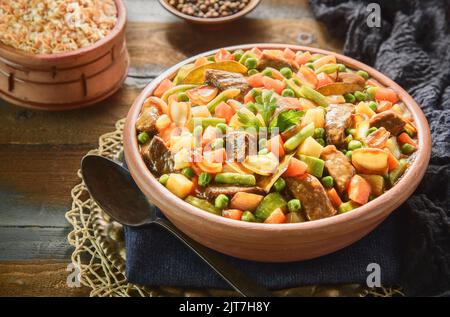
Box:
159;0;261;24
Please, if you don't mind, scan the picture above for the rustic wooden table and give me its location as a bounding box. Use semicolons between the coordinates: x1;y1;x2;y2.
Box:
0;0;342;296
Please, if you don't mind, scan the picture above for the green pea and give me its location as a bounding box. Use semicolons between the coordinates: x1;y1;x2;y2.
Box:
262;68;272;77
233;50;244;61
368;101;378;112
281;88;295;97
344;93;355;103
344;134;353;144
346;150;353;159
314;127;325;139
287;199;301;213
316;138;325;146
258;148;269;155
306;62;314;70
248;69;259;76
369;194;376;201
198;172;212;187
159;174;169;185
241;211;256;222
345;128;356;135
357;70;369;80
181;167;195;179
215;194;229;210
348;140;362;151
280;67;293;79
368;127;377;135
177;92;190;102
354;91;367;101
216;123;228;134
273;178;286;192
137;132;150;144
321;176;334;188
337;63;346;72
401;143;416;155
212;138;224;149
245;57;258;69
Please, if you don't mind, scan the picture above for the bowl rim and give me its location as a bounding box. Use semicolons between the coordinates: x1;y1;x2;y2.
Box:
0;0;126;61
158;0;261;24
124;43;431;233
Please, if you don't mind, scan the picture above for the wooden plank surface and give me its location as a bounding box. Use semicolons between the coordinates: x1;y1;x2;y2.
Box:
0;0;342;296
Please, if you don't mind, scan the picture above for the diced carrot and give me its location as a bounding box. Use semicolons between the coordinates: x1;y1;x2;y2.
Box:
202;125;218;146
264;208;286;224
215;48;234;62
250;47;263;58
215;101;236;123
316;72;334;88
385;149;399;171
229;192;264;212
348;175;372;205
375;87;399;103
295;51;312;65
194;56;209;67
203;148;226;163
398;132;417;147
283;48;296;61
247;73;264;88
222;209;243;220
189;176;198;195
283;157;308;177
376;100;393;113
153;78;174;98
262;76;286;95
267;135;285;158
326;188;342;208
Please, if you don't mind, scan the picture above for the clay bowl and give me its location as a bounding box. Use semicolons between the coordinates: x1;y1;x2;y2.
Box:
158;0;261;25
0;0;129;111
124;44;431;262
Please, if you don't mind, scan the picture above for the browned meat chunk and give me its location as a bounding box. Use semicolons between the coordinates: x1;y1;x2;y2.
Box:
320;145;355;194
205;69;250;96
225;131;257;162
135;105;160;135
286;174;336;221
256;53;299;71
369;110;405;135
325;103;354;148
204;186;265;198
141;136;173;176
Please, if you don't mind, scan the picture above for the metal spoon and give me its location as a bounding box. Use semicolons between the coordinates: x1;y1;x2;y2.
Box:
81;154;271;297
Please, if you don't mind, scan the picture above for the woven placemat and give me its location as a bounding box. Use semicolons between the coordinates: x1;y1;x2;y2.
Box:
65;118;403;297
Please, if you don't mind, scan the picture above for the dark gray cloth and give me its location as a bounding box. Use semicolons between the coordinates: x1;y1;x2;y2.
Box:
309;0;450;297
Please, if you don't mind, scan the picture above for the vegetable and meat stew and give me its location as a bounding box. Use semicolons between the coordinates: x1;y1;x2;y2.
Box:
135;47;418;224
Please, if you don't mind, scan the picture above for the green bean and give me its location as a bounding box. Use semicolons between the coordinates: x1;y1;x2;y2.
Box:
315;63;339;74
273;178;286;192
284;122;315;152
401;143;416;155
214;173;256;186
185;195;221;215
314;127;325;139
255;193;287;220
348;140;362;151
299;85;329;107
198;172;212;187
161;84;198;102
368;127;377;135
207;88;241;113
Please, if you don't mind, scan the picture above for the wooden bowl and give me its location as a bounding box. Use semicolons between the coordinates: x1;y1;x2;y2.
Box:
158;0;261;25
123;44;431;262
0;0;129;111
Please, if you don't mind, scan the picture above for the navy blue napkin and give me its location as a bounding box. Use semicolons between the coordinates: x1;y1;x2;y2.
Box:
124;209;400;289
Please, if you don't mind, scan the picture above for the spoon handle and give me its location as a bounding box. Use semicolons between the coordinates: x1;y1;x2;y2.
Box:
154;217;272;297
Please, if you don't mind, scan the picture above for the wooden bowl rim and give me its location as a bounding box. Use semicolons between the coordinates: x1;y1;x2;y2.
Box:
0;0;126;62
124;43;431;234
158;0;261;24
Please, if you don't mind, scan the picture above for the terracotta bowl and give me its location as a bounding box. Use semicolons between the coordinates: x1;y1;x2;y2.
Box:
158;0;261;25
0;0;129;111
124;44;431;262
